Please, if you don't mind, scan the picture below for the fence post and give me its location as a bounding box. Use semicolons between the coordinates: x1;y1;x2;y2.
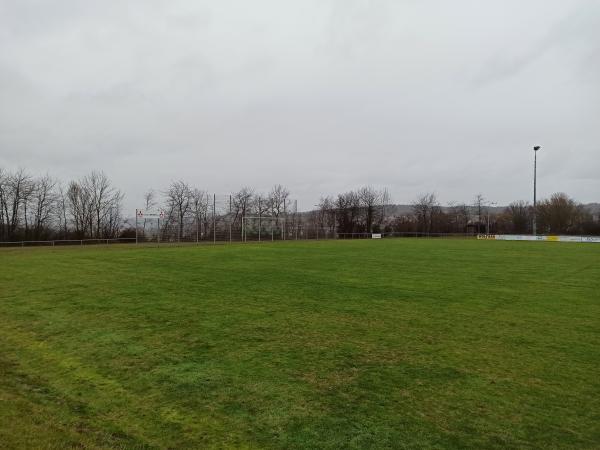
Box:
135;209;138;244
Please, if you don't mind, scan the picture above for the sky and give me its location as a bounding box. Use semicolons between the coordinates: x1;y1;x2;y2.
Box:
1;0;599;211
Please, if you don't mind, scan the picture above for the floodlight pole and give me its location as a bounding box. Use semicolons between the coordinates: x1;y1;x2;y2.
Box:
486;202;497;235
533;146;541;235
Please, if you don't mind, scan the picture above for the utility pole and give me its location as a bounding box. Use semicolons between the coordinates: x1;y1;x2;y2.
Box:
533;146;541;235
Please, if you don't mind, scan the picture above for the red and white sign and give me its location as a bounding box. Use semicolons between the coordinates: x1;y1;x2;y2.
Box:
136;209;164;219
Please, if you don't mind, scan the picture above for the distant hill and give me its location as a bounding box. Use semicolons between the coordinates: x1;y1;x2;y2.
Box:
378;203;600;216
584;203;600;214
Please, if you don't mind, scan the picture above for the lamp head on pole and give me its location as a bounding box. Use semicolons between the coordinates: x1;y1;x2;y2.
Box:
533;146;541;151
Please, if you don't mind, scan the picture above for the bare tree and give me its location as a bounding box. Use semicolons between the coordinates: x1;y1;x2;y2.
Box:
87;172;114;238
267;184;290;225
0;169;33;239
165;180;192;241
253;193;270;217
335;191;361;233
231;187;254;227
66;172;123;239
448;202;471;233
537;193;585;234
55;183;69;238
21;176;36;238
30;174;57;239
67;180;92;238
505;201;530;234
142;189;157;236
0;168;8;239
412;193;440;234
318;196;336;234
190;188;209;240
358;186;382;233
143;189;157;212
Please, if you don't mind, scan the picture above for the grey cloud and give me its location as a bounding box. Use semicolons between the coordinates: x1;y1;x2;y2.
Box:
0;0;598;213
473;1;600;87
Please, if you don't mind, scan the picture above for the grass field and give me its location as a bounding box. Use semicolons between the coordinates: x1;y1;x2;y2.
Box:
1;239;599;449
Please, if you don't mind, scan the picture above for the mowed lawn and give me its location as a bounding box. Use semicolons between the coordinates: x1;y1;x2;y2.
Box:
0;239;599;449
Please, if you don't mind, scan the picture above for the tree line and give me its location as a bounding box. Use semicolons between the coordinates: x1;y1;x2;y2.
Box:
1;167;598;242
0;169;123;241
152;182;295;241
396;192;599;236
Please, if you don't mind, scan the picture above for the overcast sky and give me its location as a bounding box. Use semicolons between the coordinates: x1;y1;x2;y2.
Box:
1;0;599;211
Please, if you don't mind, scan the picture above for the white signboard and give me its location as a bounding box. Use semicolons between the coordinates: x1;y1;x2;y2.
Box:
582;236;600;243
136;210;165;219
372;233;382;239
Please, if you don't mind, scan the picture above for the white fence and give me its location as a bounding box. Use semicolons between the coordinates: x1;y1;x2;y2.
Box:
478;234;600;243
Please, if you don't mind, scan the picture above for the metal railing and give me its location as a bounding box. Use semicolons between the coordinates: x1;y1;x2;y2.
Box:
337;232;476;239
0;238;137;248
0;231;481;248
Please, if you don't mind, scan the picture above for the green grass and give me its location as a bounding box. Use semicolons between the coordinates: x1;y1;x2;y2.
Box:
1;239;599;449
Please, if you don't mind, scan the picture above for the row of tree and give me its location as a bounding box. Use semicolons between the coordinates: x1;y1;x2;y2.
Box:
314;187;391;234
396;192;599;236
1;167;598;241
0;169;123;241
150;182;294;240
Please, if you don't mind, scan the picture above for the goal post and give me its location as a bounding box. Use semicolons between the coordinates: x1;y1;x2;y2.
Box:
135;209;166;244
241;216;284;242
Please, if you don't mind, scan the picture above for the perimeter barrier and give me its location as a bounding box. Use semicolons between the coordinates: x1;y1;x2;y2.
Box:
477;234;600;243
4;232;599;248
0;238;136;248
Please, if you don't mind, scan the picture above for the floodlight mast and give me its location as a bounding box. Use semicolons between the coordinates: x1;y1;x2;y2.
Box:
533;146;541;236
486;201;497;235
